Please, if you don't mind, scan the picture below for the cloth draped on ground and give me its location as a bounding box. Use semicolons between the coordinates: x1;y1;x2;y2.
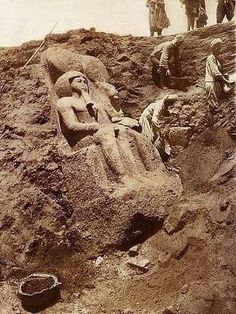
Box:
147;0;170;32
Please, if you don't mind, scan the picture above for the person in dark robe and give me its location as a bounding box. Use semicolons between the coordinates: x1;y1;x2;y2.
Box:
146;0;170;36
216;0;235;23
180;0;207;31
150;34;184;88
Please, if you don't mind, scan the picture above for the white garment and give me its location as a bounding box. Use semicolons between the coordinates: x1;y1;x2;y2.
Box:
139;99;165;141
205;53;223;83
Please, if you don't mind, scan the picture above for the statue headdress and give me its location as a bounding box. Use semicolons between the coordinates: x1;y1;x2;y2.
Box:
54;71;89;98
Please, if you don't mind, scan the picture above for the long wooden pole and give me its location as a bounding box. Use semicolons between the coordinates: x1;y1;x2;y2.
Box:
22;21;58;69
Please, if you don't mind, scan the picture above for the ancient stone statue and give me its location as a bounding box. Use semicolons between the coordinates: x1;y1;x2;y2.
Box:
54;70;161;180
41;47;181;190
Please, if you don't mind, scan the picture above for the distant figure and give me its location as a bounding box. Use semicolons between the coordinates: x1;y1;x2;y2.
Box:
180;0;207;31
150;35;184;88
146;0;170;36
217;0;235;23
139;94;179;161
205;38;234;124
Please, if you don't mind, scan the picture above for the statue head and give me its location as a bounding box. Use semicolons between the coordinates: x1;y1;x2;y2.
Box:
95;80;119;106
70;75;89;94
55;71;89;98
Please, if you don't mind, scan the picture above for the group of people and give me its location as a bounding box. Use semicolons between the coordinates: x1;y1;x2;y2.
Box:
139;35;234;159
146;0;235;36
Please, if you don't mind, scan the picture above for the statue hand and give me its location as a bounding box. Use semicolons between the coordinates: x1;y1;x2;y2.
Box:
111;116;123;123
87;123;101;132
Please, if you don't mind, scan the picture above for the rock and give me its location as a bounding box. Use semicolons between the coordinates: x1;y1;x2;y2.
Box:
161;307;176;314
210;152;236;184
117;54;130;62
209;200;232;224
72;292;81;299
220;200;231;212
85;283;96;289
94;256;104;266
171;237;189;260
168;127;192;148
127;257;150;273
122;309;134;314
157;250;171;266
128;244;141;257
25;239;39;255
181;284;189;294
164;207;188;235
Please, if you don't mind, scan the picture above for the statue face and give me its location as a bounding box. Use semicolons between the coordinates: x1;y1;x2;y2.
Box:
71;76;89;93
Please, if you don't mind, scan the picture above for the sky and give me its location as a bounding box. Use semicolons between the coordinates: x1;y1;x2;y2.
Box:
0;0;219;47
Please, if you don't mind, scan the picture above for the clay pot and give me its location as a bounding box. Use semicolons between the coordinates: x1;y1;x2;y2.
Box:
18;273;61;311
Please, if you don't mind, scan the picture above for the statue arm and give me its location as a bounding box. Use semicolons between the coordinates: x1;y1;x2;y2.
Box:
57;101;100;133
106;106;124;123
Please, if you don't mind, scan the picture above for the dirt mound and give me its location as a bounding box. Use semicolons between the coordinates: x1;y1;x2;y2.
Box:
175;129;235;191
0;22;235;313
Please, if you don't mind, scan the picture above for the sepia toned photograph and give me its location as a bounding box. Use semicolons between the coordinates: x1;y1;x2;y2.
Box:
0;1;235;313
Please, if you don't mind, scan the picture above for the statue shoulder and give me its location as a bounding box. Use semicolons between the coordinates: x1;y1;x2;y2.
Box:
56;97;73;111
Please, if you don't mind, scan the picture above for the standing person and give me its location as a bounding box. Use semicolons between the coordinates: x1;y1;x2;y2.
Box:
146;0;170;36
180;0;207;31
150;34;184;88
217;0;235;23
205;38;234;125
139;94;179;161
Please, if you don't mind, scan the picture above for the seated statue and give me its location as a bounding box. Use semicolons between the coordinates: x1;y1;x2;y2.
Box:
55;70;160;181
